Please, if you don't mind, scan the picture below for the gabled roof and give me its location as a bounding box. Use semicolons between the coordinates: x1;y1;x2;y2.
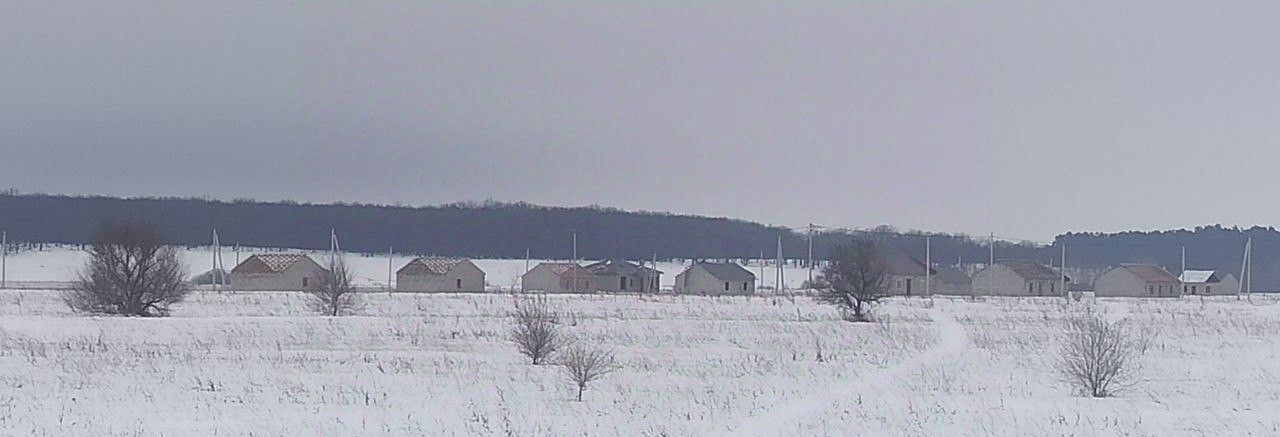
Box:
933;266;971;285
882;252;935;277
397;257;469;276
585;259;663;276
1179;270;1221;284
537;262;592;277
1116;264;1180;283
231;253;317;274
997;260;1064;281
692;262;755;281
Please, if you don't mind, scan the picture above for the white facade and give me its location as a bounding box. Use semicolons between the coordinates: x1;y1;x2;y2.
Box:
1179;270;1239;296
674;263;756;296
230;255;328;292
521;263;596;294
396;258;486;293
972;262;1063;297
1095;265;1181;298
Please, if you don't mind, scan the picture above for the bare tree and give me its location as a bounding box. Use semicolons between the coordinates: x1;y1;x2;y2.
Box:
1056;309;1150;398
306;256;361;316
64;221;190;317
509;294;563;365
815;239;889;322
560;344;619;401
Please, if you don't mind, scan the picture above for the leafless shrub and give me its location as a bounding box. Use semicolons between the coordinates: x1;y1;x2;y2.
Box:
63;221;190;317
509;294;563;365
816;239;889;322
306;256;361;316
1056;309;1151;398
559;344;619;401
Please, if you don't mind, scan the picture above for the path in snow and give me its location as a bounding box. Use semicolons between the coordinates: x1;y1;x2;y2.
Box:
718;309;970;436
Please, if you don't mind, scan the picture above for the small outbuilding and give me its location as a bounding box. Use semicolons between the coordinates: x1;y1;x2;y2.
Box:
1094;264;1181;298
229;253;328;291
973;260;1066;297
674;262;756;295
521;262;596;293
396;258;486;293
585;259;662;293
1179;270;1239;296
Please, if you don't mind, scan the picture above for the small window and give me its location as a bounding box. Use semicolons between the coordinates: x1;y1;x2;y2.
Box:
743;282;749;291
457;279;462;289
303;277;309;287
1206;286;1212;294
1028;283;1033;294
724;282;730;291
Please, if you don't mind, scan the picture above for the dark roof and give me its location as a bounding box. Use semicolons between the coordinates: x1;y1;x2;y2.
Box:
881;252;935;276
1116;264;1180;283
585;259;663;276
231;254;317;274
997;260;1064;281
692;262;755;281
933;266;971;285
397;257;469;276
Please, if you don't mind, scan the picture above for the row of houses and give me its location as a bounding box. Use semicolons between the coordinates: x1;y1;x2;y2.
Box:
224;253;759;295
227;253;486;292
878;252;1241;298
222;252;1241;298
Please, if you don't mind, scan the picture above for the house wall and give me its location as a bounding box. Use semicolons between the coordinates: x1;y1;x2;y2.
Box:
973;265;1025;296
1185;274;1240;296
887;274;942;296
230;261;327;291
932;280;971;296
1095;268;1180;298
397;261;486;293
593;272;659;293
674;266;754;295
520;266;595;293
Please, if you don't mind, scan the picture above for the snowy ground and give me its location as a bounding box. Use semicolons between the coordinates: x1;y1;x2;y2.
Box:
0;246;813;290
0;290;1278;436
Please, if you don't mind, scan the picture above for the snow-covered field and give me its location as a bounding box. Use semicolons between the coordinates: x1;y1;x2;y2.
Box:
0;246;813;290
1;289;1278;436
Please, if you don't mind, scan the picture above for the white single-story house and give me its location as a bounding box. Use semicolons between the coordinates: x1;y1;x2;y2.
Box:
585;259;662;293
1094;264;1181;298
1179;270;1239;296
674;262;756;295
973;260;1067;297
229;253;329;291
521;262;596;293
882;253;937;296
396;257;486;293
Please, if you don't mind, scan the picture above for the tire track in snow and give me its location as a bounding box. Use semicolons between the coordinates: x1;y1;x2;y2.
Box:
718;309;969;437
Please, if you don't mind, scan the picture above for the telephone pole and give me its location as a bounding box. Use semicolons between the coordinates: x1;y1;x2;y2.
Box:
387;246;394;292
925;236;931;297
1;231;6;289
807;224;815;288
989;232;995;265
1061;244;1067;299
572;231;579;294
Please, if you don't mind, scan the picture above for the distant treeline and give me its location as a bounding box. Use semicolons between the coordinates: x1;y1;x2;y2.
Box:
0;194;1272;288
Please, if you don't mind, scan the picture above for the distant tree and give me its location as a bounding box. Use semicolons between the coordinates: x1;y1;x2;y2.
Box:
816;239;889;322
1056;309;1151;398
64;221;190;317
306;256;360;316
510;294;563;365
559;344;619;401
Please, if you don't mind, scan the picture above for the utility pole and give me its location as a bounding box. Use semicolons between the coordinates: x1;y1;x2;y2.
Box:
1181;246;1186;277
1238;237;1251;300
572;231;578;294
387;246;394;292
1;231;6;290
989;232;995;266
651;252;657;293
1061;244;1067;299
776;234;784;292
925;236;931;297
807;224;814;288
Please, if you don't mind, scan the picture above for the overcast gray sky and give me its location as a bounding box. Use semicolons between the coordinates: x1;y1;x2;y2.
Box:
4;1;1280;240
